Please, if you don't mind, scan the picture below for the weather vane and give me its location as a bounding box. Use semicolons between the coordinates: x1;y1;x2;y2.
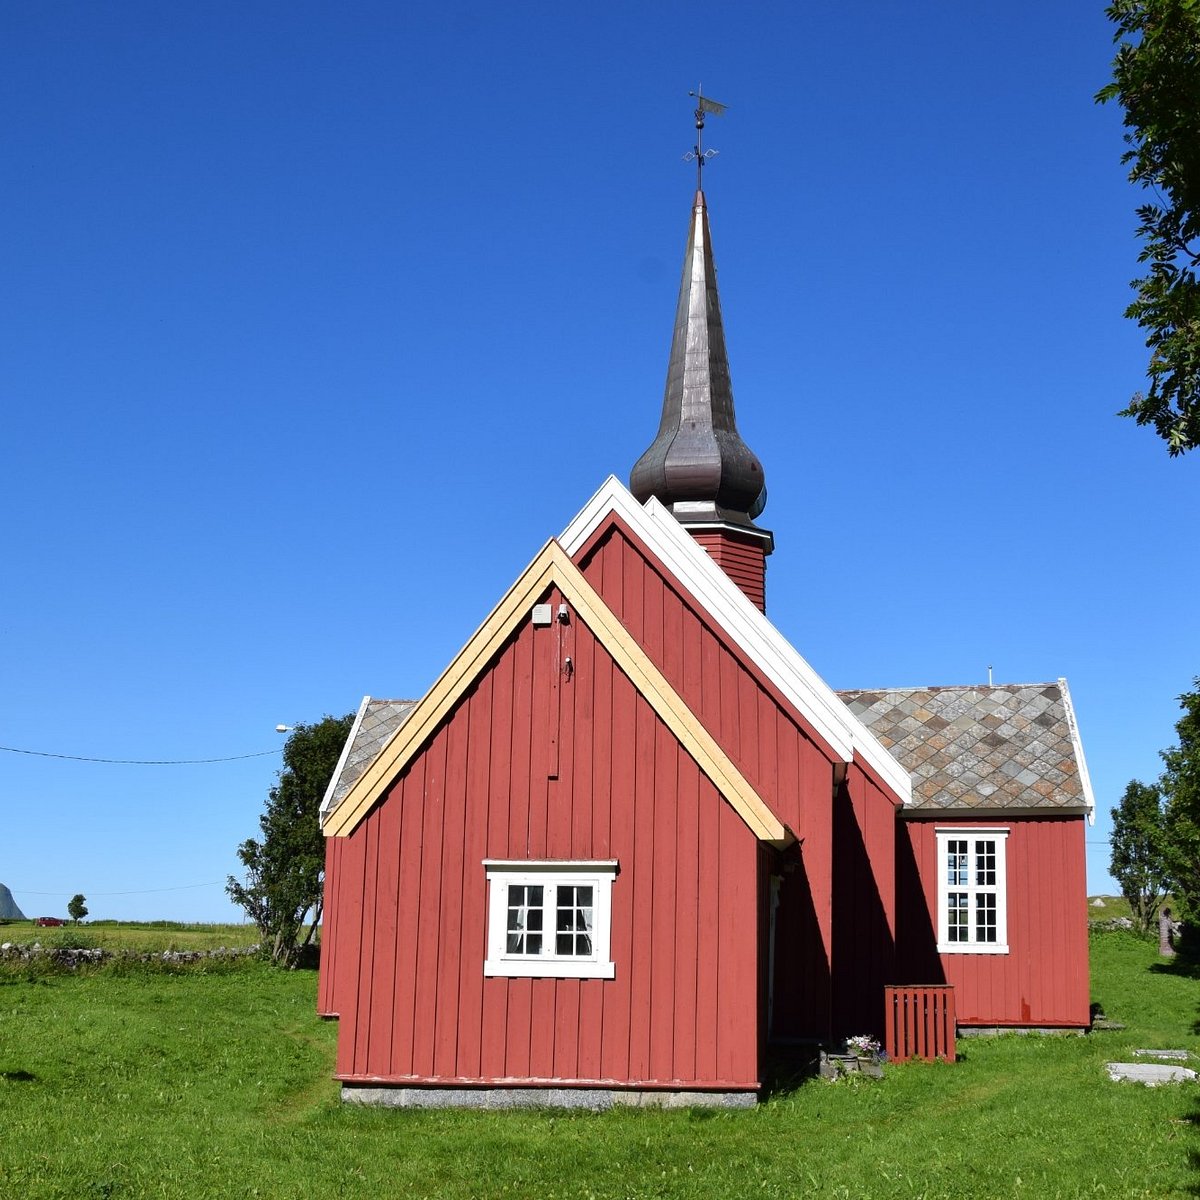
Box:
684;86;727;190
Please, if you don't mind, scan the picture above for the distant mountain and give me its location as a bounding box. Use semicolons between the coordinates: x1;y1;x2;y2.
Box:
0;883;27;920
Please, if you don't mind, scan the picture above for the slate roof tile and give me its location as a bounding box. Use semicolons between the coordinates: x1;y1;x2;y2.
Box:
837;683;1087;811
324;698;418;813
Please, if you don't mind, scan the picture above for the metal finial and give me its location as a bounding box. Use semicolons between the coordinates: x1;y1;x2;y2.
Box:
683;86;726;189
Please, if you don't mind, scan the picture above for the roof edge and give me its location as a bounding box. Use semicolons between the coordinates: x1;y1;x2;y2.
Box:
1057;676;1097;826
320;695;372;818
900;805;1092;820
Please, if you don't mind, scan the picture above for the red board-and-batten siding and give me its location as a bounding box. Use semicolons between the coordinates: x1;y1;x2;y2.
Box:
327;582;763;1091
573;518;901;1041
689;531;767;612
901;816;1089;1027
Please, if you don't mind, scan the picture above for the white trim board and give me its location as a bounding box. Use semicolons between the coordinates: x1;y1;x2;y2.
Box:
320;694;371;818
1058;677;1097;825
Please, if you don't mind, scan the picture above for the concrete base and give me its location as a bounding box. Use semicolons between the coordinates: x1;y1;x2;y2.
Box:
957;1026;1086;1038
341;1085;757;1110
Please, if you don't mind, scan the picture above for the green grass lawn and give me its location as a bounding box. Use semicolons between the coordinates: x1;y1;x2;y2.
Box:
1;931;1197;1199
0;920;260;953
1089;892;1134;920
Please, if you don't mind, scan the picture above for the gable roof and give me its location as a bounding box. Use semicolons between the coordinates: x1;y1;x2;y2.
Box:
559;477;912;805
320;696;418;820
837;680;1095;821
321;539;789;845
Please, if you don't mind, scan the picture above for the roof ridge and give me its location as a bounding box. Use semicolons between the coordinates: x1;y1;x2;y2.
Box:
839;682;1061;693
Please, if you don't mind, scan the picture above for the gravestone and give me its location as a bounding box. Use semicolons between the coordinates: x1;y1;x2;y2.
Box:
1159;907;1179;957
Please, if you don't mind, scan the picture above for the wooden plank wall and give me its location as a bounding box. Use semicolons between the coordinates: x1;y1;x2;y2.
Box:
577;523;843;1039
901;816;1089;1027
831;760;898;1039
330;585;763;1089
577;525;840;868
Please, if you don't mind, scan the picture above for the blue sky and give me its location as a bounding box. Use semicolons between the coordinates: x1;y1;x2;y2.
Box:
2;2;1193;922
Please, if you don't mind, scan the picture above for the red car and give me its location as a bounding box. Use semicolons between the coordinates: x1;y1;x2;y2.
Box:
35;916;65;927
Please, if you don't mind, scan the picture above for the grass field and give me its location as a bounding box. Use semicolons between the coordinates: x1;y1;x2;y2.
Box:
1;928;1197;1199
0;921;260;953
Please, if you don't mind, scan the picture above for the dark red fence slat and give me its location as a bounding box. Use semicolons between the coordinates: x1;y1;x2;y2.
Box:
884;986;956;1063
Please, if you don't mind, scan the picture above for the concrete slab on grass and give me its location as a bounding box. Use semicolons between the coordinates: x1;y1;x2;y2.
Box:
1106;1062;1196;1085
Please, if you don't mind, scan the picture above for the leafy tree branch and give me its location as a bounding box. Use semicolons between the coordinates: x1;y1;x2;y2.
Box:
1097;0;1200;454
1109;780;1169;932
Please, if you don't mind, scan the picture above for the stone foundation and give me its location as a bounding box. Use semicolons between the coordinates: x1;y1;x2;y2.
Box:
341;1085;757;1111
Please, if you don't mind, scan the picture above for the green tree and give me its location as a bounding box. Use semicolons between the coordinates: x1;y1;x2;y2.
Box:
226;713;354;966
1097;1;1200;454
67;893;88;923
1110;780;1169;933
1161;679;1200;921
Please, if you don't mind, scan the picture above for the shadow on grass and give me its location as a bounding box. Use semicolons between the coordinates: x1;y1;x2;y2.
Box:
1150;954;1200;981
1147;949;1200;1040
1;1069;37;1082
760;1044;822;1099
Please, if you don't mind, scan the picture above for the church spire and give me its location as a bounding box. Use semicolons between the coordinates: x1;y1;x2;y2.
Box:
629;188;768;527
629;111;773;608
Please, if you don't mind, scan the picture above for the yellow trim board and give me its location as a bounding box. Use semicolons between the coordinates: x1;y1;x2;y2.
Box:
323;540;789;846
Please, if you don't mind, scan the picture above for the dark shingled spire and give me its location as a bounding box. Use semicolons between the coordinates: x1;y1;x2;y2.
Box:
630;189;769;538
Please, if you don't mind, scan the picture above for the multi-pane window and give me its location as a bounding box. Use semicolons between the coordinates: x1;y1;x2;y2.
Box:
505;884;546;955
502;882;596;958
553;884;594;956
484;861;617;978
936;830;1009;954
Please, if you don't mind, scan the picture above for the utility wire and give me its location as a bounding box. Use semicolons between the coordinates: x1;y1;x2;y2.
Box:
12;882;225;897
0;745;280;765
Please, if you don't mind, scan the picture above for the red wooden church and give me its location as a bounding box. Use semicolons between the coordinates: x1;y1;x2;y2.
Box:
316;181;1095;1108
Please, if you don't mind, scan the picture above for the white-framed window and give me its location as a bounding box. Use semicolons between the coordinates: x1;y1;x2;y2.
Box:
483;860;618;979
936;828;1009;954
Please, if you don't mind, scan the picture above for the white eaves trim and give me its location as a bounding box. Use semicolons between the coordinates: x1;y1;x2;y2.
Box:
558;477;912;805
319;694;371;819
1058;677;1096;826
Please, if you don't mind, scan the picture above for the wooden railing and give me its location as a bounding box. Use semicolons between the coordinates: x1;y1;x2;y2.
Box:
884;985;956;1062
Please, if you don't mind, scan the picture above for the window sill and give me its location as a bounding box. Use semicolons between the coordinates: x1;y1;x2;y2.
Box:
937;942;1010;955
484;958;616;980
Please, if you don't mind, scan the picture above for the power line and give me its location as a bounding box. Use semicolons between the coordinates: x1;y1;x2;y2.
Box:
0;744;280;765
12;881;225;897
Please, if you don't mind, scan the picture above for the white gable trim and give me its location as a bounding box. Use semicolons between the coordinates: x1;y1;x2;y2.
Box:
559;478;912;805
319;694;371;818
1057;677;1096;826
